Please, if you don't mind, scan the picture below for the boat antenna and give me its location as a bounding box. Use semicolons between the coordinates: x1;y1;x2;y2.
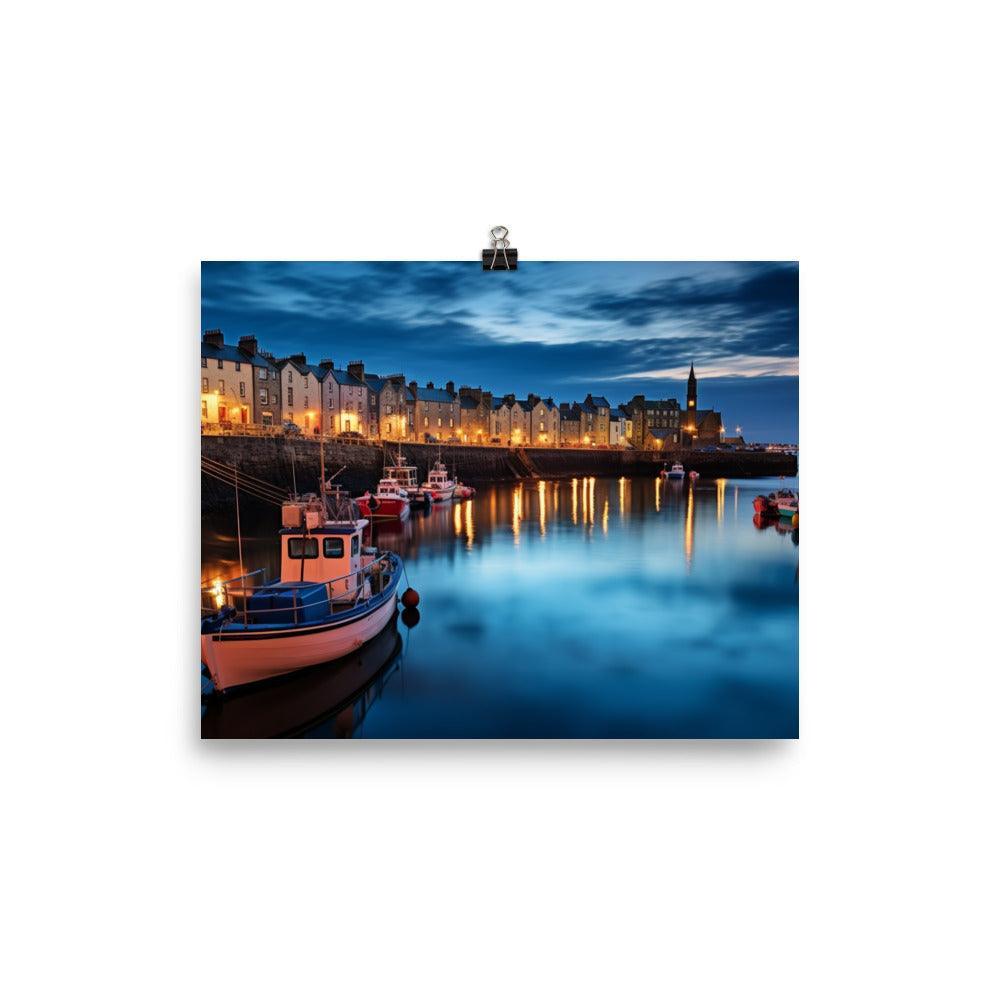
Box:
234;466;247;625
319;433;326;496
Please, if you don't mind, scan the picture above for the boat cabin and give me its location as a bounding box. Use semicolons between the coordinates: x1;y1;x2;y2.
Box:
385;459;419;491
279;500;369;598
426;461;451;488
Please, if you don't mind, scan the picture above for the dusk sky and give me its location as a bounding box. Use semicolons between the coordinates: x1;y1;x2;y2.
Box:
201;261;798;442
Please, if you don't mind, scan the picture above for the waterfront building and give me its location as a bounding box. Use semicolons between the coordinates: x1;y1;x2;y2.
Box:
559;403;582;445
510;397;531;445
458;386;493;443
583;394;611;444
527;396;560;446
316;361;370;436
408;380;459;441
201;330;277;428
492;397;511;443
363;369;410;441
609;408;625;446
277;353;325;433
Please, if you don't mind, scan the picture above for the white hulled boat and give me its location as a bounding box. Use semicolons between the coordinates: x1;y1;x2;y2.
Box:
421;458;456;502
201;488;405;693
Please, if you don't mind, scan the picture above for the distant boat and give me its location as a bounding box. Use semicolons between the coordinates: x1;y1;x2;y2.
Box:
776;491;799;519
421;458;456;502
356;477;410;521
383;449;430;507
688;470;700;482
662;462;685;480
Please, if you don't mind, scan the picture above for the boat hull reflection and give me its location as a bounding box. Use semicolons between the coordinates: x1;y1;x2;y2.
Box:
201;615;403;738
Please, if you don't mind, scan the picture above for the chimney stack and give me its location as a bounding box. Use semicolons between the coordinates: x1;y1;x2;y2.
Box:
408;380;418;396
426;381;434;389
289;352;307;366
318;358;334;370
203;329;224;349
237;335;258;357
446;380;455;396
347;360;365;382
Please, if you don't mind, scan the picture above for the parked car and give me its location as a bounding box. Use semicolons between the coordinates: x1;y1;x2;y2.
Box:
281;421;301;436
423;433;439;443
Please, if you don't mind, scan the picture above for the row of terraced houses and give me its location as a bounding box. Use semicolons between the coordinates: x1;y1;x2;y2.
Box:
200;330;727;449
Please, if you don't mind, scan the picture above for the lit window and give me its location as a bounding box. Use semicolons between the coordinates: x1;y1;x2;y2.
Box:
202;377;209;392
201;400;208;418
239;382;246;397
217;380;224;393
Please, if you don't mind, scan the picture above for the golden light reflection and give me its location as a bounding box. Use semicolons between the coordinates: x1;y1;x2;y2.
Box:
553;482;559;514
571;477;578;524
618;476;626;518
685;484;694;570
211;578;224;609
454;501;462;536
655;475;661;512
716;478;727;524
464;498;474;549
512;484;522;545
588;477;596;528
538;480;547;536
602;498;609;535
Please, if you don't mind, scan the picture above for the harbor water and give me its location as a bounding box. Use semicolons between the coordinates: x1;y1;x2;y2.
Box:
201;475;798;738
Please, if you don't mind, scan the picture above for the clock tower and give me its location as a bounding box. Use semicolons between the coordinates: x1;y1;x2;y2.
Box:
686;363;697;435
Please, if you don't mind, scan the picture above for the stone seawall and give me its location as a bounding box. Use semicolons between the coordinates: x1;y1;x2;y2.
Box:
200;435;797;511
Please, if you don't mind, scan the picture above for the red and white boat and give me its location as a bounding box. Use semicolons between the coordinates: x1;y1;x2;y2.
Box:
421;459;456;502
453;480;476;499
356;477;410;521
384;450;430;507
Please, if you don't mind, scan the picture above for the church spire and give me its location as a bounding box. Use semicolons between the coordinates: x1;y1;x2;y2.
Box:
689;362;695;379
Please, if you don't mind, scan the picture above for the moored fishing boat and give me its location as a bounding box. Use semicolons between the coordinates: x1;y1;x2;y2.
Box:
201;488;411;693
662;461;685;480
356;476;410;521
421;458;456;502
453;480;476;499
776;491;799;519
384;450;431;507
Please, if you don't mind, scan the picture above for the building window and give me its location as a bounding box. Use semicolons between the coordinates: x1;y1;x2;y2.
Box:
235;361;241;371
449;418;453;428
201;358;207;368
271;393;278;405
217;380;224;393
259;389;267;403
287;387;293;405
202;377;209;392
437;417;442;427
423;417;429;427
239;382;246;397
217;359;223;369
304;397;309;409
288;371;293;384
387;405;393;414
258;368;267;379
201;400;208;418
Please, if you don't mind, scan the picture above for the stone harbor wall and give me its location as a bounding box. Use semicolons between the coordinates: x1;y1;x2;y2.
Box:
200;435;797;512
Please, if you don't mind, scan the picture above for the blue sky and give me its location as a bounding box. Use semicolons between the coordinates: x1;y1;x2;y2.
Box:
201;261;798;442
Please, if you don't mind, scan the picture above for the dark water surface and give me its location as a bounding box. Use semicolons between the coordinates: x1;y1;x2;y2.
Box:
202;475;798;738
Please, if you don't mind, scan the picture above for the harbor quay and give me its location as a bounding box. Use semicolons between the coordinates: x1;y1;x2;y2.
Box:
200;434;797;511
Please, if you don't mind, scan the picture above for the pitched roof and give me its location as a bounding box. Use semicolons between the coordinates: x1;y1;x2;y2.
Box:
610;408;624;419
412;386;455;403
459;397;478;410
363;374;386;392
491;398;507;410
579;401;597;414
201;341;276;369
325;368;366;387
588;395;610;408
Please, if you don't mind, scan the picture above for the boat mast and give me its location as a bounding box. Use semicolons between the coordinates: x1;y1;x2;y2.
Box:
234;466;247;624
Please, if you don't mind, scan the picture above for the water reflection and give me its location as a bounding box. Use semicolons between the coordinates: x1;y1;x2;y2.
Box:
202;475;799;738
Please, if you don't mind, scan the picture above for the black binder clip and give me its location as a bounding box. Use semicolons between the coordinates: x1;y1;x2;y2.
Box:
482;225;517;270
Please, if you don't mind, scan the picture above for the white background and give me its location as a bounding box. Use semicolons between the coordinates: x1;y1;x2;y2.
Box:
3;2;998;998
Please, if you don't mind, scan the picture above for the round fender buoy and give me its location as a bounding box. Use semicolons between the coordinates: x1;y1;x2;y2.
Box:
401;607;421;629
401;587;420;608
791;512;799;529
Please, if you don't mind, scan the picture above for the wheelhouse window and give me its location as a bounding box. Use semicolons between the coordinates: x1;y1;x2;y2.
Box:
351;535;359;556
287;537;318;559
323;537;344;558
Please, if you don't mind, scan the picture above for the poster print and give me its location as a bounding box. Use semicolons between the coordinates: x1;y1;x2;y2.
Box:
201;262;798;738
